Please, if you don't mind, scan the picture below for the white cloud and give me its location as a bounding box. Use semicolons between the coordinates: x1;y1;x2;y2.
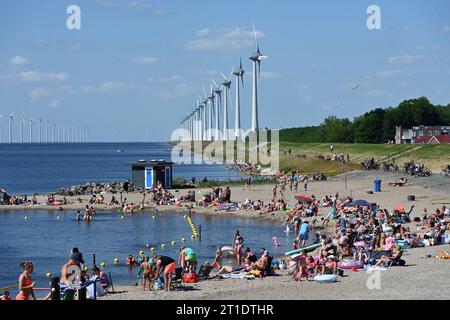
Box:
29;88;52;101
158;83;197;99
296;86;313;105
387;55;422;64
443;26;450;32
260;72;281;80
186;26;265;51
128;1;159;11
375;70;411;78
48;99;62;108
82;81;137;94
10;55;30;66
0;71;69;82
191;70;219;77
133;56;158;65
20;71;69;82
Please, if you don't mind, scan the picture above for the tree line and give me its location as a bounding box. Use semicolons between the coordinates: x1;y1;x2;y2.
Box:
280;97;450;143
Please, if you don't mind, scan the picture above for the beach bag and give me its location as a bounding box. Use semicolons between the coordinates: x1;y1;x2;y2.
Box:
183;272;198;283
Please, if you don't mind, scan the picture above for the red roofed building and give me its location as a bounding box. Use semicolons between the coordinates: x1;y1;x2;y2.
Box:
414;135;450;144
395;125;450;144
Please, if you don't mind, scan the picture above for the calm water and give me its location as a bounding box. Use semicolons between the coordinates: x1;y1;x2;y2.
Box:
0;210;296;296
0;142;239;195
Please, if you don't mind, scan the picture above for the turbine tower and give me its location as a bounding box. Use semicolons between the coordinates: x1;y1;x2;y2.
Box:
212;79;223;141
29;118;34;143
233;58;245;140
220;67;233;141
38;118;42;143
207;85;216;141
249;23;268;132
197;99;204;142
52;122;56;143
46;120;49;143
19;115;25;144
9;112;14;144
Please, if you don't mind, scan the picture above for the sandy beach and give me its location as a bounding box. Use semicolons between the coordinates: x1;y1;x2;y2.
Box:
101;244;450;300
3;170;446;300
3;170;450;224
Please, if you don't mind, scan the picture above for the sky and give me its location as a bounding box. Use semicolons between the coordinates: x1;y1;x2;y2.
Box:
0;0;449;142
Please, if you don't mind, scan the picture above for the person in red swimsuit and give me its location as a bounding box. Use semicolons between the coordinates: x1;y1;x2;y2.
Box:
16;261;36;300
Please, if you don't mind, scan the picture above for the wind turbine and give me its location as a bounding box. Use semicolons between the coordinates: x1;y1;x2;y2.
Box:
203;86;212;141
249;23;268;132
212;79;223;141
9;112;14;144
197;98;204;142
46;120;50;143
29;118;34;143
19;115;25;144
38;118;42;143
207;85;216;141
220;67;233;141
233;58;245;140
52;121;56;143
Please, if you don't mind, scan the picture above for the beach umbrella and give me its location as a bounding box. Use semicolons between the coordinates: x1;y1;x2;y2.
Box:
344;199;372;207
395;204;405;212
294;194;314;203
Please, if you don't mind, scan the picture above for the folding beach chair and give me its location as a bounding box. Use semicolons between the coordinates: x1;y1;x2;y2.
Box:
197;264;214;280
171;267;184;290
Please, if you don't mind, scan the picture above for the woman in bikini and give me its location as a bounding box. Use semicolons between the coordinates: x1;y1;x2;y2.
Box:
16;261;36;300
233;230;244;265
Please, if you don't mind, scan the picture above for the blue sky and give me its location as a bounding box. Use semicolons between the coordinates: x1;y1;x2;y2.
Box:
0;0;449;142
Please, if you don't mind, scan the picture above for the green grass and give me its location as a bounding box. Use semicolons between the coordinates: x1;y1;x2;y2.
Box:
174;141;450;175
280;142;450;171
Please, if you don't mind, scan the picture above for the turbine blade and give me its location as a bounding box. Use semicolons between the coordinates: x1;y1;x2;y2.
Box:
211;78;218;88
220;72;227;81
229;66;234;81
252;22;258;51
258;60;261;75
239;57;243;69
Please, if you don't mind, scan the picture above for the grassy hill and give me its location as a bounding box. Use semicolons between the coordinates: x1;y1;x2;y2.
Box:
280;142;450;172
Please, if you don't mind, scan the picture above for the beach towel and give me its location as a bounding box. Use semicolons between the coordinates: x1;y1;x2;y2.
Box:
220;273;254;279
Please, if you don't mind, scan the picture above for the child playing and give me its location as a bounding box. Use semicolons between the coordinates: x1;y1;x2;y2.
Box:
294;251;309;281
1;291;11;300
140;256;154;291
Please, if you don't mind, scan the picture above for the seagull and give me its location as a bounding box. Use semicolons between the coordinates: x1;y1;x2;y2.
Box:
352;84;360;90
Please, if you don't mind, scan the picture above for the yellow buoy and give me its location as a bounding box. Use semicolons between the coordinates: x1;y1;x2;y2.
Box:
152;216;156;219
161;244;165;249
183;215;187;219
121;216;125;220
46;272;52;278
84;266;88;272
171;241;176;245
24;216;28;220
139;251;144;256
181;238;186;242
191;235;195;239
151;247;155;252
100;261;106;268
56;216;61;220
114;258;119;264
